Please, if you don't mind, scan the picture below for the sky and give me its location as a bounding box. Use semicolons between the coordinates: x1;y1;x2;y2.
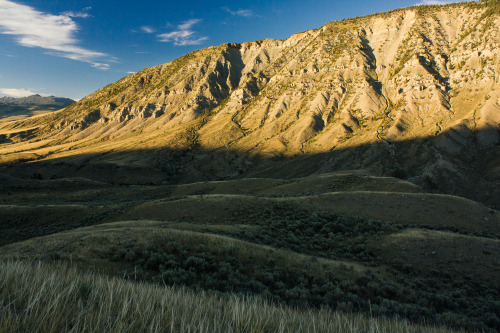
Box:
0;0;471;100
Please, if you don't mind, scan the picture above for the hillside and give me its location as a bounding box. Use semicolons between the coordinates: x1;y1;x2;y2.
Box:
1;172;499;331
0;94;74;123
0;261;460;332
0;1;499;332
0;1;499;206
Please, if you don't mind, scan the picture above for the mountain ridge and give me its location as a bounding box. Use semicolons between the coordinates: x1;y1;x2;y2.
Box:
0;94;75;107
0;0;499;206
0;94;75;123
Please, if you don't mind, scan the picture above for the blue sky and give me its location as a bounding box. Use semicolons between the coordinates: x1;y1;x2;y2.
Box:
0;0;469;100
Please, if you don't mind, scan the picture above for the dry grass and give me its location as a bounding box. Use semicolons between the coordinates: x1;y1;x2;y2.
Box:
0;260;461;333
122;191;499;235
371;229;500;287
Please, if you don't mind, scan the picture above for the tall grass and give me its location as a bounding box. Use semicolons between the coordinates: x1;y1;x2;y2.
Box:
0;261;461;333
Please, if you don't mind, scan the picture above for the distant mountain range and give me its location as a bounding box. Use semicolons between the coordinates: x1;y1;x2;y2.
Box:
0;94;75;107
0;94;74;122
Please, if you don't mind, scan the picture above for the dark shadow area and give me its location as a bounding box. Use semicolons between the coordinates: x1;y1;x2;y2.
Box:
0;126;499;208
1;106;499;333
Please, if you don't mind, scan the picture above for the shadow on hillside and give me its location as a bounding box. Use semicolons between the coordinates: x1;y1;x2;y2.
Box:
0;126;499;208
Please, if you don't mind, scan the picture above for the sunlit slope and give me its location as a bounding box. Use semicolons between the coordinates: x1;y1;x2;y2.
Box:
0;1;499;205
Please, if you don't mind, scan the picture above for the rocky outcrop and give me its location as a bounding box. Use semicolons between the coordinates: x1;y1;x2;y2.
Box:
0;1;499;206
30;1;497;153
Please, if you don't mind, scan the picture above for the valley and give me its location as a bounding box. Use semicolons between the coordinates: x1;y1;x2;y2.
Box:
0;1;499;332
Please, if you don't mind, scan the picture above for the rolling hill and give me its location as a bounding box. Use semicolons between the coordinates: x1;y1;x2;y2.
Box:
0;1;499;332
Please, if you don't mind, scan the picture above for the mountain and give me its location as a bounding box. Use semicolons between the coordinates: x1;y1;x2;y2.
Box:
1;2;499;332
0;1;500;203
1;2;499;207
0;94;74;123
1;2;497;206
0;94;75;107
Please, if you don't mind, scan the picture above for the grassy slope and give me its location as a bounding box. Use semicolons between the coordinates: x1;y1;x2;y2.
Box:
0;172;499;331
0;261;460;333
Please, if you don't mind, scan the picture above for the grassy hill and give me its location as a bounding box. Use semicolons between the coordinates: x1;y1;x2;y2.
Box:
0;173;498;331
0;1;499;332
0;261;462;332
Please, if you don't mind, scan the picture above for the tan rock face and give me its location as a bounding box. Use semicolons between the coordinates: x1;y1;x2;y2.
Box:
0;1;499;206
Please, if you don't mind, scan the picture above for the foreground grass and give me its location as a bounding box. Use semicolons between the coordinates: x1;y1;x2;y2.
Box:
0;261;460;333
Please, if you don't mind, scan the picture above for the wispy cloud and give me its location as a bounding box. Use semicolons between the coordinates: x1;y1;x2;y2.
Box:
177;19;201;31
222;7;255;17
157;19;208;46
0;88;38;97
140;26;155;33
62;6;92;18
0;1;111;69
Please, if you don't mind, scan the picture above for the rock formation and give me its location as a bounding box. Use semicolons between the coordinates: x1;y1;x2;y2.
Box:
0;1;499;206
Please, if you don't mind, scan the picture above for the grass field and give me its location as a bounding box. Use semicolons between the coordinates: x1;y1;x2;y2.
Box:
0;172;498;332
0;260;464;333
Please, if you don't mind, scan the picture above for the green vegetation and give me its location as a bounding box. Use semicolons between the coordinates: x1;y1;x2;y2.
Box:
230;206;500;332
391;33;416;78
1;1;500;332
98;205;500;332
232;206;395;262
450;1;500;53
0;261;461;333
321;24;357;62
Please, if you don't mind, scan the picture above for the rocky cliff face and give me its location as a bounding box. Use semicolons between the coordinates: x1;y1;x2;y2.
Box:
0;1;499;206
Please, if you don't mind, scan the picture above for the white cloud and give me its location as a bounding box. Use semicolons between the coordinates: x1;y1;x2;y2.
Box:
158;19;208;46
140;26;155;33
222;7;255;17
0;1;110;69
177;19;201;31
0;88;38;97
62;6;92;18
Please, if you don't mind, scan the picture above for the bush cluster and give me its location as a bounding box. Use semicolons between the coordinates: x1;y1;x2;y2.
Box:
111;235;500;332
233;205;404;264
